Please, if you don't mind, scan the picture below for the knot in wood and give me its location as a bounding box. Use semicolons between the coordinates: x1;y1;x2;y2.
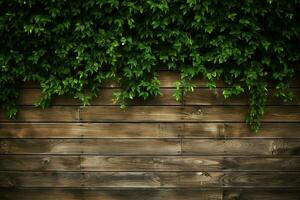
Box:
0;140;9;154
196;109;203;115
41;157;51;166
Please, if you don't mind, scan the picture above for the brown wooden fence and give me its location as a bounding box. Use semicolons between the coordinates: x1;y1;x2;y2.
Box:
0;71;300;200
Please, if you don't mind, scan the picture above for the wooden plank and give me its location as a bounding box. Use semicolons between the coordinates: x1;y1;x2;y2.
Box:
0;139;181;155
1;189;299;200
223;190;300;200
1;138;300;156
0;155;300;171
183;88;300;106
81;156;300;171
177;172;300;188
0;123;182;138
0;172;299;188
17;88;300;106
0;155;81;171
1;123;300;139
1;106;299;122
183;123;300;138
0;189;222;200
79;156;300;172
182;139;300;156
79;106;300;122
0;106;79;122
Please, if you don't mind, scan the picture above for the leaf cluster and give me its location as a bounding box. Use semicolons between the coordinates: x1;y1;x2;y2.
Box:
1;0;300;131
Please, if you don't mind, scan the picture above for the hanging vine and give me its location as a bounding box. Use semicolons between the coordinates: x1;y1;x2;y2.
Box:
1;0;300;131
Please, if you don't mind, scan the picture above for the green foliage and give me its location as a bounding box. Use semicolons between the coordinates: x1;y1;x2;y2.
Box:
1;0;300;132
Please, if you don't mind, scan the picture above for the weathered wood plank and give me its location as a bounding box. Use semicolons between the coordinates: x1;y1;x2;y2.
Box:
223;190;300;200
0;106;79;122
222;123;300;138
219;157;300;171
0;155;81;171
183;88;300;106
79;106;300;122
1;123;300;138
177;172;300;188
0;189;222;200
183;123;300;138
17;88;300;106
1;106;299;122
0;172;299;188
0;155;299;171
182;139;300;156
1;139;299;155
0;139;181;155
1;189;299;200
0;123;182;138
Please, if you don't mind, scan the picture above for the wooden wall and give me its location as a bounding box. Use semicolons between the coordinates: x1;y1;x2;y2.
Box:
0;71;300;200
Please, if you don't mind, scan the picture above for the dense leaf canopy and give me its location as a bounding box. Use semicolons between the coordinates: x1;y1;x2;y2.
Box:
1;0;300;131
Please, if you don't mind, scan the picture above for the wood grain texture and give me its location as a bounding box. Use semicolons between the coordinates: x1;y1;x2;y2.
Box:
222;123;300;138
0;172;300;188
1;106;299;122
79;106;246;122
2;189;300;200
0;155;299;171
0;139;181;155
0;189;222;200
223;190;300;200
79;106;300;122
1;123;300;138
0;123;182;138
0;106;79;122
183;88;300;105
16;88;300;106
182;139;300;156
0;139;299;155
183;123;300;138
1;189;299;200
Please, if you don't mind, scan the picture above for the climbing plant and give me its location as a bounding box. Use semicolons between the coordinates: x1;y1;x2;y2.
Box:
1;0;300;132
